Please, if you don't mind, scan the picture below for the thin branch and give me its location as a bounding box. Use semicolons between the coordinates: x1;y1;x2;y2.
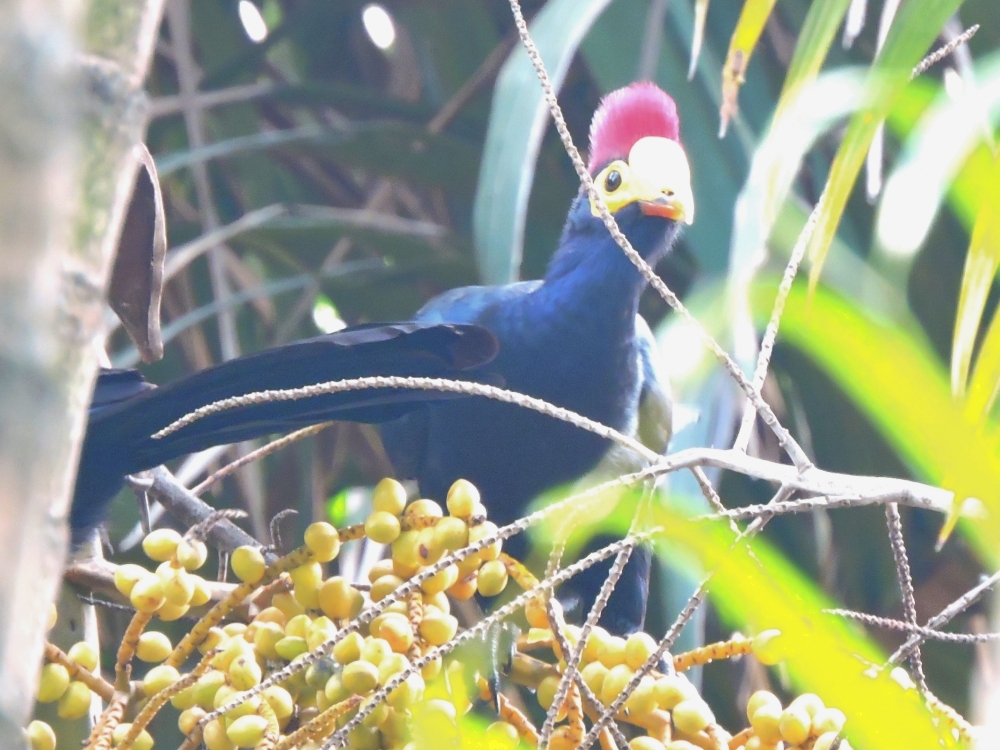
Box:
886;569;1000;669
824;609;1000;643
885;503;928;693
149;81;275;117
191;423;332;496
911;24;980;79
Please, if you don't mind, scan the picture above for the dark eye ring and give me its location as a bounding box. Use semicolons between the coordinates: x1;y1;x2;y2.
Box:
604;169;622;192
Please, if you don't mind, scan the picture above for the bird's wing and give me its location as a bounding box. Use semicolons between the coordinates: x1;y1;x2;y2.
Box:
635;314;672;456
381;281;541;481
413;280;542;324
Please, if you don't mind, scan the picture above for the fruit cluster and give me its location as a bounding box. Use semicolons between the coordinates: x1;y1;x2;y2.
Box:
29;477;856;750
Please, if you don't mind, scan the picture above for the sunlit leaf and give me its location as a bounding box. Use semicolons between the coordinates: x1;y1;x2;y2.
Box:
876;51;1000;259
644;503;952;749
960;170;1000;415
774;0;852;117
749;278;998;563
719;0;777;137
688;0;711;80
805;0;965;292
473;0;615;284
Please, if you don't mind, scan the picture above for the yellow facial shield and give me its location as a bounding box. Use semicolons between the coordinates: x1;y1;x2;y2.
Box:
589;136;694;225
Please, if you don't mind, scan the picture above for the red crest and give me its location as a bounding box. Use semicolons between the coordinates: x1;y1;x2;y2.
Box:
587;82;680;173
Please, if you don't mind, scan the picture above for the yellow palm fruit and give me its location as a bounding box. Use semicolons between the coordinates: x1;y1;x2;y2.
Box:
188;575;211;607
750;702;783;744
66;641;99;672
581;661;608;696
57;681;92;720
447;573;478;601
25;721;56;750
143;665;180;696
228;654;262;690
405;499;443;522
600;664;634;707
418;610;458;646
373;478;408;516
812;707;846;735
391;530;422;569
446;479;479;518
420;565;458;596
142;528;182;562
274;636;308;661
113;724;154;750
467;521;501;562
176;538;208;571
433;517;469;552
476;560;508;597
36;663;71;703
484;722;519;750
304;521;341;562
158;564;195;606
230;546;266;584
365;511;402;544
178;706;206;735
377;613;415;654
624;632;658;670
746;690;781;721
361;637;392;666
342;660;379;695
193;670;227;709
653;674;696;710
226;715;268;748
597;635;627;668
130;575;166;613
156;601;190;621
671;698;714;734
136;631;173;663
253;621;284;660
778;704;812;745
202;719;233;750
629;739;666;750
751;629;784;666
113;564;150;597
271;590;305;620
290;561;323;609
333;631;366;664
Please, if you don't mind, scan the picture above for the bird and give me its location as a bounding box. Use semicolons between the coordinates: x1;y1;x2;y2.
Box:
381;82;692;634
71;322;498;536
73;82;691;635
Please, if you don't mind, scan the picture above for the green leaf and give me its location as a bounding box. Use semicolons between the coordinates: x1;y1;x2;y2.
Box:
749;277;999;564
775;0;852;113
473;0;615;284
960;173;1000;414
645;503;951;749
805;0;966;291
719;0;778;136
876;51;1000;258
157;122;480;192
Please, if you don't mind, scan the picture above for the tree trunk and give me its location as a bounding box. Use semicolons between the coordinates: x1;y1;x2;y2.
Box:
0;1;164;742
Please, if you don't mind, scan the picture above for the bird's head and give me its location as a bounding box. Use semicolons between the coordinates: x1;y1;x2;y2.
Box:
586;82;693;230
553;83;693;277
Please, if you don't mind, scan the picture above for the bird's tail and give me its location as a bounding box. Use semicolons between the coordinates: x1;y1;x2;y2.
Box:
71;322;497;531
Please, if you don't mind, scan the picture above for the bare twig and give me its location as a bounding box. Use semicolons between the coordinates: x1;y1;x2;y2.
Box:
191;424;331;496
885;503;928;693
824;609;1000;643
911;24;980;79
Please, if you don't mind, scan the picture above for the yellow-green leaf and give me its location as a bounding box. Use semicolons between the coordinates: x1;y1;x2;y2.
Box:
805;0;965;292
961;162;1000;414
774;0;852;115
719;0;777;137
750;278;998;563
688;0;711;80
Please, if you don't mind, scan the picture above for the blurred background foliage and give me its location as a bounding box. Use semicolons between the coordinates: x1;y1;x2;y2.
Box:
103;0;998;734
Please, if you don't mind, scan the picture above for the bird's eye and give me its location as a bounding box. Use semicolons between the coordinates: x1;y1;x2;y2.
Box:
604;170;622;192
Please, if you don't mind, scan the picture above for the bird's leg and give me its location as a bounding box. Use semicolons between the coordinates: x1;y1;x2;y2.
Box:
126;472;155;535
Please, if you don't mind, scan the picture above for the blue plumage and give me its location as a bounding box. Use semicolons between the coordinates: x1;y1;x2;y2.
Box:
382;196;679;633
